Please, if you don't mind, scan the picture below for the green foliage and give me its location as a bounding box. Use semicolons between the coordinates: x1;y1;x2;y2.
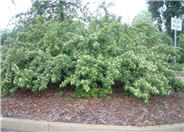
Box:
162;101;167;106
132;11;153;25
107;96;112;101
178;33;184;64
1;14;184;103
0;29;17;45
59;91;64;97
66;97;72;101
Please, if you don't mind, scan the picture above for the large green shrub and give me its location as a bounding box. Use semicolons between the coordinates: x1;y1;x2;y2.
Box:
1;15;184;103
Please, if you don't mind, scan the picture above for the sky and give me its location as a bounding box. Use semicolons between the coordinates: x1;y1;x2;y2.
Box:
0;0;147;30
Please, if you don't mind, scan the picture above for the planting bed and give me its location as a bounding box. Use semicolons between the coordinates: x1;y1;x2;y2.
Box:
1;84;184;127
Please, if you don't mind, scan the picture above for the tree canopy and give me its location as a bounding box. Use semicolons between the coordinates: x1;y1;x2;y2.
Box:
16;0;91;26
147;0;184;36
147;0;184;64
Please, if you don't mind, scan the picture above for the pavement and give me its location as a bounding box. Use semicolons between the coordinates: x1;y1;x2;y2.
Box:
1;117;184;132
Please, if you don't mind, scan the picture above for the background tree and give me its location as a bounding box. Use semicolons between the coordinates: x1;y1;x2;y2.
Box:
147;0;184;65
0;29;10;45
147;0;184;36
1;0;91;45
15;0;91;27
132;10;154;25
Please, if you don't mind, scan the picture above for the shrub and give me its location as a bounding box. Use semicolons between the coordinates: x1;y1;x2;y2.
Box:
178;33;184;64
1;15;184;103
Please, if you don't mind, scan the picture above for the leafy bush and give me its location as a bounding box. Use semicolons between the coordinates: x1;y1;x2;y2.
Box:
1;15;184;103
178;33;184;64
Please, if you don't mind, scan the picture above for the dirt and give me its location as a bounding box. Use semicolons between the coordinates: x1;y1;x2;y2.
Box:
1;84;184;127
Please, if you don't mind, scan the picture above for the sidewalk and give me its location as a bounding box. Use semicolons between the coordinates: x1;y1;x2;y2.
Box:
1;117;184;132
1;128;26;132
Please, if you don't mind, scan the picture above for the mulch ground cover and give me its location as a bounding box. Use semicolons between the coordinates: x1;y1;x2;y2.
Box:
1;83;184;127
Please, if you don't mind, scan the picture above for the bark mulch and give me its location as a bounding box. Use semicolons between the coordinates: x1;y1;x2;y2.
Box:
1;84;184;127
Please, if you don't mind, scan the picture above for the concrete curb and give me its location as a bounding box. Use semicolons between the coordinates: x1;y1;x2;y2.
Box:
1;117;184;132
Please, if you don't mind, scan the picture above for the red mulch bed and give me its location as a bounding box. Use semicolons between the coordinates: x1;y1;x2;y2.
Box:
1;84;184;127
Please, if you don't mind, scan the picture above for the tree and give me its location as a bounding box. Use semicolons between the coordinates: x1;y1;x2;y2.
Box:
132;11;154;25
16;0;91;23
147;0;184;65
147;0;184;37
1;0;91;45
